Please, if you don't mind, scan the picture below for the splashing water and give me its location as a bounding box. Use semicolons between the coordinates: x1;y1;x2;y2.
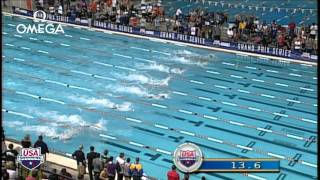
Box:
68;95;133;111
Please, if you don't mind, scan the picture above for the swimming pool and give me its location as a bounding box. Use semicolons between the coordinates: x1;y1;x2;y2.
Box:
2;15;317;180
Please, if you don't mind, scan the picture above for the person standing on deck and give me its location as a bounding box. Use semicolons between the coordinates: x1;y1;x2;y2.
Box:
87;146;98;180
72;145;86;178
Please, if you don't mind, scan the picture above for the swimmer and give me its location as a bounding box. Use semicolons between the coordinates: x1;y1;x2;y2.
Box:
147;93;168;99
111;104;118;109
170;67;184;74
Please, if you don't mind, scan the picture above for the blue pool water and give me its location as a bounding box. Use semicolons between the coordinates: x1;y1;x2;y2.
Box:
162;0;318;25
2;15;317;180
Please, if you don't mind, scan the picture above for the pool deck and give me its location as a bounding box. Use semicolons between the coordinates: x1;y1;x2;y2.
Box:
2;11;317;66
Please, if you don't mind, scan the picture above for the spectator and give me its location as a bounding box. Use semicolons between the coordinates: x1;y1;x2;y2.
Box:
310;23;317;40
72;145;86;177
227;28;234;41
293;35;303;53
33;135;49;161
2;128;6;154
288;20;296;37
130;157;143;180
59;168;72;180
116;152;125;180
167;165;180;180
175;8;182;20
92;153;103;180
21;134;32;148
6;163;17;180
123;157;132;180
99;168;108;180
3;143;18;169
2;169;10;180
183;173;189;180
48;169;59;180
87;146;98;180
101;149;109;168
277;34;285;48
106;156;117;180
26;170;38;180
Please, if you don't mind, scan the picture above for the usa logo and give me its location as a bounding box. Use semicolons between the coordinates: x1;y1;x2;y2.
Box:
173;143;203;173
17;148;44;170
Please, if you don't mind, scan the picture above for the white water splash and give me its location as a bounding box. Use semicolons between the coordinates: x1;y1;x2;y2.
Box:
137;62;185;74
3;121;25;128
170;50;216;66
105;85;169;100
115;73;171;86
69;95;133;111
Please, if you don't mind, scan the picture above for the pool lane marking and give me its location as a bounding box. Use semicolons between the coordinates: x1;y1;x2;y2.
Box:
206;70;220;74
93;61;113;67
44;40;54;43
152;50;171;56
60;43;70;47
178;109;194;115
2;109;34;119
198;96;211;101
37;50;49;54
6;56;317;124
114;65;136;72
230;75;244;79
245;66;257;70
13;57;25;62
6;45;318;112
214;85;228;89
133;57;156;63
190;80;205;85
125;117;142;123
113;53;132;59
6;33;316;88
289;73;302;77
222;62;235;66
172;91;188;96
4;91;316;168
154;124;169;130
179;130;195;136
129;141;144;147
13;34;22;38
4;105;317;169
275;83;289;87
260;94;275;99
299;87;314;92
247;174;266;180
21;47;31;50
79;37;90;41
6;55;317;119
221;101;238;106
99;134;117;140
251;78;265;82
100;133;173;155
266;70;279;73
15;90;66;105
151;103;168;109
220;61;316;80
130;46;150;52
